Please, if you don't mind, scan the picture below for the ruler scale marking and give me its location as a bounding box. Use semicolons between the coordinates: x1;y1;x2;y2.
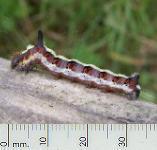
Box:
27;124;29;139
0;124;157;149
146;124;147;139
107;124;109;139
125;124;128;148
7;124;9;148
86;124;89;147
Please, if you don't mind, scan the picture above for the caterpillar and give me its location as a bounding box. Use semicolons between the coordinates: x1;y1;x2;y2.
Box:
11;30;141;100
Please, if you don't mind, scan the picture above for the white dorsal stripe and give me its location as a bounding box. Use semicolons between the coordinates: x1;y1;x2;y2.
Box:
33;53;133;93
22;44;128;78
20;45;141;94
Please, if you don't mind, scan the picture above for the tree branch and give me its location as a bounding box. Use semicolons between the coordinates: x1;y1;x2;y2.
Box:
0;58;157;123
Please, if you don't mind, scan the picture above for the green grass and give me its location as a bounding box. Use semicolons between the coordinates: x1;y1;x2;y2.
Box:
0;0;157;103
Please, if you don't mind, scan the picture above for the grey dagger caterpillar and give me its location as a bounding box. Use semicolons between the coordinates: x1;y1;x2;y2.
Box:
11;30;141;100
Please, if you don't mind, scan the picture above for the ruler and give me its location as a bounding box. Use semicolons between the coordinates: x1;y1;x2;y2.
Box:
0;124;156;150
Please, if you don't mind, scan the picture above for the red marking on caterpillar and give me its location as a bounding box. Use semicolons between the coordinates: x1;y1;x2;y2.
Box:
11;30;141;100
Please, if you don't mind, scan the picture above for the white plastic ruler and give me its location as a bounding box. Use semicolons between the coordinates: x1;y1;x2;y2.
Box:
0;124;156;150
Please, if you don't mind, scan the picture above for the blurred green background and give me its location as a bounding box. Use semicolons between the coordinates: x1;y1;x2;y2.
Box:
0;0;157;103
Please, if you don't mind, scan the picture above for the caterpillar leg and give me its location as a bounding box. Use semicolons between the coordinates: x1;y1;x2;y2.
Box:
125;72;141;100
15;62;36;74
127;89;140;100
24;63;36;73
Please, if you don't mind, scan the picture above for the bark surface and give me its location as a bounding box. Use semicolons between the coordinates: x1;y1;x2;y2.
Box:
0;58;157;123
